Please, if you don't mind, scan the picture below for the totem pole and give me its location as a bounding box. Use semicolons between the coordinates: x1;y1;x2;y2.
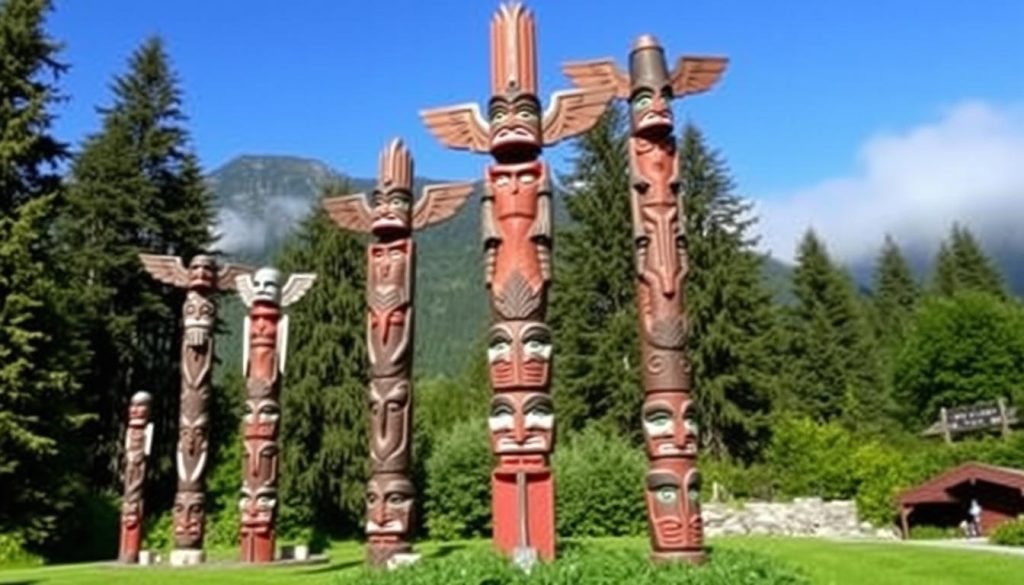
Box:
235;268;316;563
562;36;727;564
420;2;613;566
118;391;153;564
323;138;473;567
139;254;250;565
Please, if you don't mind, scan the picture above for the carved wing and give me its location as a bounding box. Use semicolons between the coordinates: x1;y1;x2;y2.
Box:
542;86;616;145
412;182;475;230
419;103;490;153
670;56;729;97
322;193;372;233
216;263;254;291
281;273;317;308
138;253;189;287
235;273;256;308
561;59;629;98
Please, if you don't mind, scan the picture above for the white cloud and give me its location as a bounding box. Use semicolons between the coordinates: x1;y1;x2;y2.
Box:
757;101;1024;263
213;195;313;255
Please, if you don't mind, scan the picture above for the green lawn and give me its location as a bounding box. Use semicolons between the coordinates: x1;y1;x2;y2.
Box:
1;537;1022;585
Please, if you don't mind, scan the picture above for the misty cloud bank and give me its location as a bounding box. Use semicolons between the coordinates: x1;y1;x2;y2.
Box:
757;100;1024;264
214;194;313;255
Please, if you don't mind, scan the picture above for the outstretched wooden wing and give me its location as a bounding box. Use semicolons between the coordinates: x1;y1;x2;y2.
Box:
216;263;253;291
138;253;189;287
235;273;256;308
323;193;373;233
541;86;616;146
412;182;475;231
670;56;729;97
281;273;317;308
561;59;629;98
419;103;490;153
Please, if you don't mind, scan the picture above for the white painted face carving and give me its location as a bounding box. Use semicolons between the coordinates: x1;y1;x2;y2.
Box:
253;267;282;304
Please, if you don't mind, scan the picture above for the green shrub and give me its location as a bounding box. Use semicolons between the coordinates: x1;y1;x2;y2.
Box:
851;441;916;525
141;510;172;553
909;525;959;540
0;531;42;567
554;426;646;537
424;418;493;540
339;545;810;585
991;517;1024;547
766;417;857;500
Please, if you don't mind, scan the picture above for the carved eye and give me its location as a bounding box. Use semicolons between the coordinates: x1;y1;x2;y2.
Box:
634;95;653;111
386;493;408;505
644;410;674;435
516;110;535;121
495;175;511;187
655;486;678;504
366;492;378;505
519;173;536;185
492;111;508;123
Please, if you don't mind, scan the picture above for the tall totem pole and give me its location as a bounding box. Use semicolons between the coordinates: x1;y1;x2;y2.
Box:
562;36;727;564
420;2;613;565
235;268;316;563
139;254;250;565
323;138;474;567
118;391;153;564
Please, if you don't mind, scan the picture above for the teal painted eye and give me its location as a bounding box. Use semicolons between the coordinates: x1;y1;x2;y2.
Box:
492;112;508;123
633;95;652;111
656;487;678;504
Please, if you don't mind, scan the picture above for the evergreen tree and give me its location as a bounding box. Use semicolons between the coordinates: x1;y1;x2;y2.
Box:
274;192;368;538
871;235;920;346
550;105;640;437
783;231;886;428
932;223;1006;299
59;37;215;497
680;125;777;461
0;0;86;550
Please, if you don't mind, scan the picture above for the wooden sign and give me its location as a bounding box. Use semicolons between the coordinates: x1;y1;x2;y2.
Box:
922;398;1018;444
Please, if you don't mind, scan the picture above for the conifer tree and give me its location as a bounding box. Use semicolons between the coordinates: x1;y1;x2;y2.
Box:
784;231;885;428
680;125;777;461
274;193;368;537
871;235;920;346
0;0;85;549
550;105;640;437
60;37;215;496
932;223;1006;299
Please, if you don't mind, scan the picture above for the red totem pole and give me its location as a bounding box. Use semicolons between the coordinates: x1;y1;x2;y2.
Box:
563;36;727;564
139;254;249;565
118;391;153;564
323;138;473;567
235;268;316;563
420;2;614;566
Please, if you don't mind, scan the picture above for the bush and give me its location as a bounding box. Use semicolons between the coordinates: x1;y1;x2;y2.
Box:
991;517;1024;547
766;417;857;500
909;525;959;540
0;532;42;567
554;426;646;537
339;545;810;585
424;418;493;540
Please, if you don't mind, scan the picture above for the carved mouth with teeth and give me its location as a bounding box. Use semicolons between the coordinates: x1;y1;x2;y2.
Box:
496;436;548;453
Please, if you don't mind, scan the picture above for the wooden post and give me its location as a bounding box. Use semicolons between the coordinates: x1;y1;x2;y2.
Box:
900;505;912;540
940;407;952;445
997;397;1011;438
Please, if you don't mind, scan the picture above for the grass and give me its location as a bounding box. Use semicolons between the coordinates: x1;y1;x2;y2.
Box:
0;537;1022;584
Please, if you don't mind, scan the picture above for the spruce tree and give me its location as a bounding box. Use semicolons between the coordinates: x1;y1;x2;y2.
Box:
871;235;920;346
680;125;777;461
274;192;368;538
0;0;87;550
59;37;215;497
784;231;885;428
932;223;1006;299
550;105;640;437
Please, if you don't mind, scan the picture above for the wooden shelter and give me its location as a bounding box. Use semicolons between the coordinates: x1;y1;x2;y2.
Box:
897;462;1024;538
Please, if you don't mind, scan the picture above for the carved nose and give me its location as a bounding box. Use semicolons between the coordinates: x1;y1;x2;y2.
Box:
513;420;526;443
370;504;386;525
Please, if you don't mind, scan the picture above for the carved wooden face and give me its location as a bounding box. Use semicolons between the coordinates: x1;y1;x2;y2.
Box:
243;398;280;440
128;396;151;424
634;183;683;299
121;499;141;529
173;492;205;545
645;463;701;550
239;486;277;531
367;241;411;376
371;188;413;236
488;161;544;221
252;268;282;305
488;392;554;455
487;321;552;390
249;304;279;350
488;94;542;156
187;255;216;290
183;294;216;331
368;379;411;471
642;395;698;458
243;438;279;485
179;414;208;458
366;475;414;536
630;85;674;135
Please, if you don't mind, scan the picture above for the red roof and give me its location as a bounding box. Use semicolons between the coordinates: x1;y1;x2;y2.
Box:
898;462;1024;506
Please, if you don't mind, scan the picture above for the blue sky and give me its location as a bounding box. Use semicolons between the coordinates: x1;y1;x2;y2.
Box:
50;1;1024;259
